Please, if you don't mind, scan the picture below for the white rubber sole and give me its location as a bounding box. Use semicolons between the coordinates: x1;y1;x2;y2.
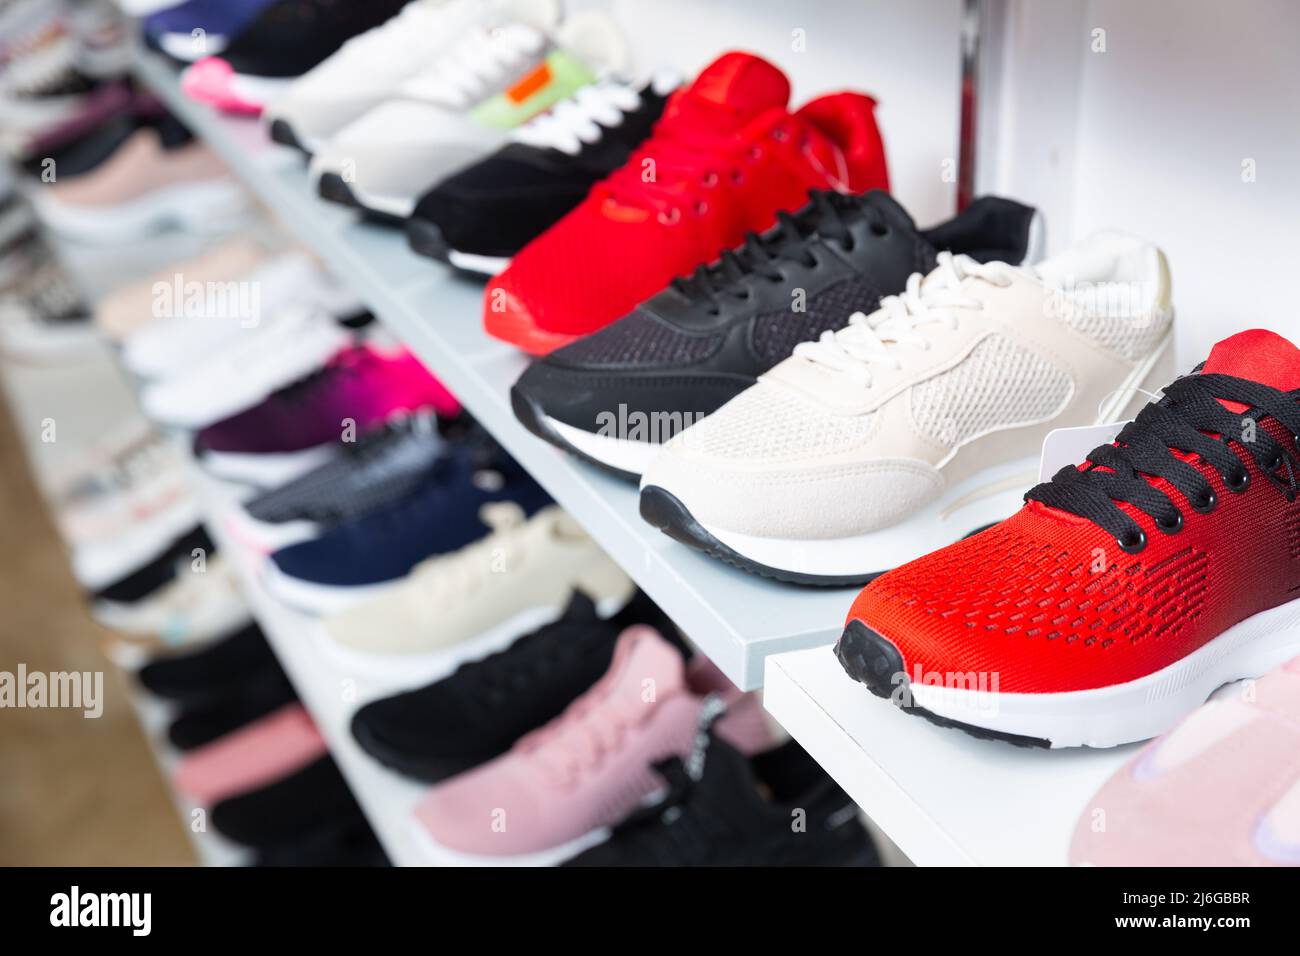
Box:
223;508;320;556
709;455;1039;580
446;250;510;277
31;179;249;244
408;814;610;868
908;594;1300;749
157;32;229;63
547;416;663;476
258;557;400;617
198;444;338;490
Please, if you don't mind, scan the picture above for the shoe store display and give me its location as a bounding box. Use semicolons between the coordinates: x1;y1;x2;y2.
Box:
310;4;625;221
836;328;1300;749
512;191;1042;477
3;0;1290;879
639;232;1175;584
483;51;890;354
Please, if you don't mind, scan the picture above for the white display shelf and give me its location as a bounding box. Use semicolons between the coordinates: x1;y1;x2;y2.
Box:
763;646;1135;866
131;50;859;691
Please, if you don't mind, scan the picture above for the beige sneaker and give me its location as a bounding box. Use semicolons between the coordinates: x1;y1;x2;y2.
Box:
320;504;633;680
94;236;269;342
640;231;1176;585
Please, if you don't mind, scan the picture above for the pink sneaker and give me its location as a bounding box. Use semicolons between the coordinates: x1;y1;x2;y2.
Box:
180;56;279;116
172;702;326;805
1070;655;1300;866
411;625;771;865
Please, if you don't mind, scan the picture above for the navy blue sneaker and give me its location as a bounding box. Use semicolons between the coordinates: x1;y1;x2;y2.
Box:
262;443;552;614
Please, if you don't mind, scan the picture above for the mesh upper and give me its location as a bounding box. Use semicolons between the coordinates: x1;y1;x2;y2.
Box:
909;334;1074;446
749;272;892;364
1059;299;1173;362
678;382;874;461
554;309;724;368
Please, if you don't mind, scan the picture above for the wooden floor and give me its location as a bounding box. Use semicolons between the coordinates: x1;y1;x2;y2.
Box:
0;393;194;866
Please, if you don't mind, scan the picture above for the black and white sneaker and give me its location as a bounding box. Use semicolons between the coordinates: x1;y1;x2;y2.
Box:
511;191;1043;478
227;408;450;553
349;590;675;782
563;730;879;867
405;74;676;276
0;250;95;358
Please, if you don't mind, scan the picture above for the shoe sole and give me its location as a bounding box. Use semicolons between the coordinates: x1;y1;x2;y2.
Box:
510;385;642;482
483;303;578;356
198;445;339;490
31;179;248;244
835;593;1300;749
258;558;398;616
316;172;408;225
267;118;311;156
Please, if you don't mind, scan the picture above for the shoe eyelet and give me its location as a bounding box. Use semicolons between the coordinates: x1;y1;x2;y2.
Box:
870;223;890;238
1117;529;1147;554
1223;468;1250;492
771;127;789;142
748;146;762;161
1265;453;1284;472
1190;490;1217;514
730;169;744;185
657;208;681;225
1154;512;1183;534
701;172;718;187
694;201;708;215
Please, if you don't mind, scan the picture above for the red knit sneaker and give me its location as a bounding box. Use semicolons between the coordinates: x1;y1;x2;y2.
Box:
482;51;889;355
836;329;1300;749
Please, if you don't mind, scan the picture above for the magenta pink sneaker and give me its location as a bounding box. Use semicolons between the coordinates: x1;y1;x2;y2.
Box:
1070;655;1300;866
411;625;770;865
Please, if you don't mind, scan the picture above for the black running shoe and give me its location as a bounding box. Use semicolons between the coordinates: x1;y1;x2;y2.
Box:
253;817;389;867
406;76;675;276
350;590;675;782
210;755;362;849
167;670;298;750
564;731;879;867
511;191;1042;478
137;623;281;705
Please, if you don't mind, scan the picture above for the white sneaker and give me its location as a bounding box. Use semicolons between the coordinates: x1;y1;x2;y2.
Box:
309;7;628;219
0;254;94;359
319;503;633;682
139;305;352;429
264;0;536;155
91;553;251;647
639;233;1178;585
121;251;361;379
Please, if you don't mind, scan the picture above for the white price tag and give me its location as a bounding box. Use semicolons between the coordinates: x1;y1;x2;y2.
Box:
1037;421;1131;484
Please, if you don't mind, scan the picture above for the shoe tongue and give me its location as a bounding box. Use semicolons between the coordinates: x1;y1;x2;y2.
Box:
1201;329;1300;392
667;52;789;131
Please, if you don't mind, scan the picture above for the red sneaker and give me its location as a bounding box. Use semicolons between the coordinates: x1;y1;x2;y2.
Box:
483;51;889;355
836;329;1300;749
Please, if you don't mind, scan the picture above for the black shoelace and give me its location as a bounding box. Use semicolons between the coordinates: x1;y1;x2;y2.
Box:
669;190;887;312
1026;373;1300;553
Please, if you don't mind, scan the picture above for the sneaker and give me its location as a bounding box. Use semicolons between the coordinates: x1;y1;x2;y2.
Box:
406;72;677;275
513;191;1043;477
0;252;94;358
9;75;134;166
1070;657;1300;865
143;0;277;64
173;702;326;805
564;731;878;867
349;590;673;782
71;506;205;595
139;306;355;429
482;51;891;355
319;504;633;679
261;442;551;614
227;408;446;554
639;231;1177;585
179;0;412;116
122;250;362;380
167;670;297;751
836;327;1300;748
310;7;625;220
94;235;271;342
253;816;388;867
210;755;363;848
193;345;460;487
91;552;251;648
136;621;281;705
28;125;247;242
264;0;530;155
410;625;771;864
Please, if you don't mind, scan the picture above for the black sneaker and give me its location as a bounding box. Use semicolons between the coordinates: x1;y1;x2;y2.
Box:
350;590;675;782
511;191;1042;478
563;731;879;867
137;622;281;705
214;0;411;80
88;525;214;605
210;755;363;849
405;75;676;276
253;817;389;867
166;670;298;750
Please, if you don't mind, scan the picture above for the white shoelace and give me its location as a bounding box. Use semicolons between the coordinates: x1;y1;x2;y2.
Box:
403;24;546;109
794;252;1016;387
511;80;640;154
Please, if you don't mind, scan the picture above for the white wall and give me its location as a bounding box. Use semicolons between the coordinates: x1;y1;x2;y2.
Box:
592;0;965;226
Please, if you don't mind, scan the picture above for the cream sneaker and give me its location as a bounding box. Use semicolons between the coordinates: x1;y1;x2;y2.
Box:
639;232;1177;584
